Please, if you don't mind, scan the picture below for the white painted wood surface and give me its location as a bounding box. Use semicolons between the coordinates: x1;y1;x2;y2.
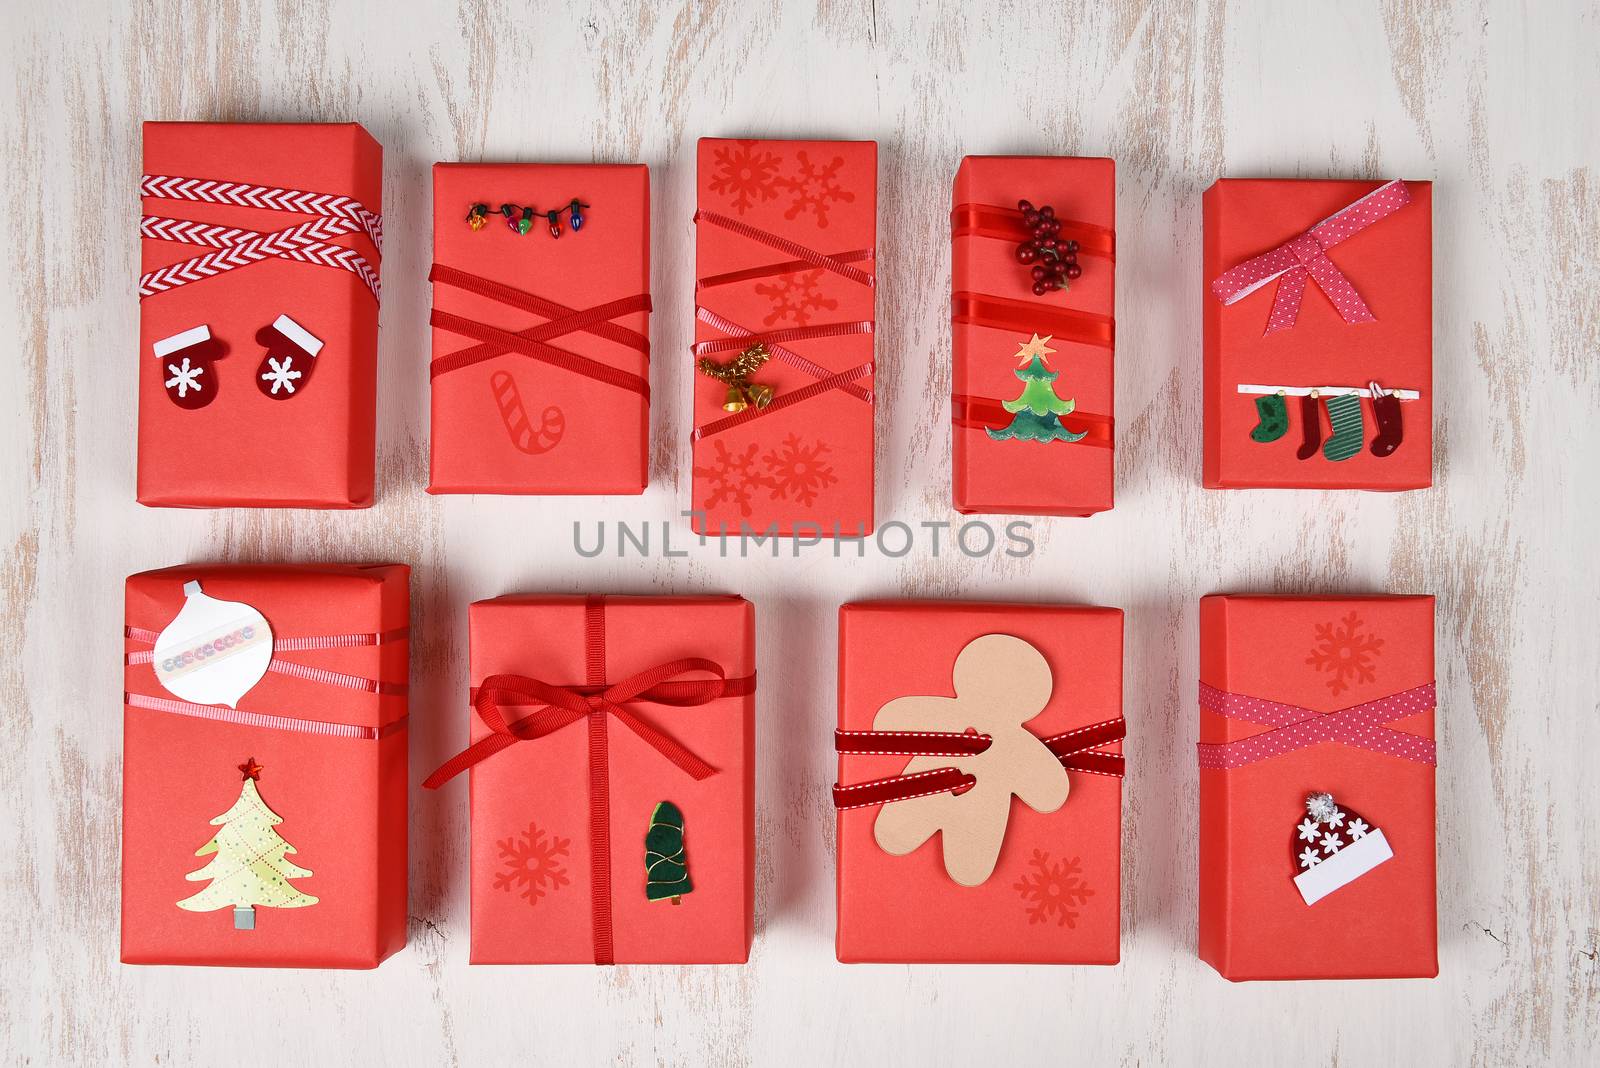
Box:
3;1;1597;1063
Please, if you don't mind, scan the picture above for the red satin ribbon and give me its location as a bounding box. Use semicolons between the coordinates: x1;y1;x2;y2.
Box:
951;292;1115;349
1208;179;1412;336
1196;681;1436;770
950;394;1114;448
831;716;1126;810
949;204;1116;260
428;264;651;396
422;597;756;964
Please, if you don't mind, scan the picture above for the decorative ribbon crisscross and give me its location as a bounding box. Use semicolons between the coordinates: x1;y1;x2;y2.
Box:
1209;179;1412;335
123;625;409;739
422;596;756;965
692;212;875;442
429;264;651;398
831;716;1126;810
1195;680;1436;770
139;174;382;301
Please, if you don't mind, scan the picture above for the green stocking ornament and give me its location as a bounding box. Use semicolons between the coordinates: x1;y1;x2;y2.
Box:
1249;393;1289;443
1322;393;1365;461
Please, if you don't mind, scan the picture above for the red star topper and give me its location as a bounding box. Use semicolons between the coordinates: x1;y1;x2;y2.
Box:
238;757;264;781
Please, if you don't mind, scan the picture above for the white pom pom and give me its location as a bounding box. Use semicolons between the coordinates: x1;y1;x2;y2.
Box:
1306;792;1338;823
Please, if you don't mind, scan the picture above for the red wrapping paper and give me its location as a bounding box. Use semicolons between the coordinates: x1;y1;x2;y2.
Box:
1198;594;1437;980
836;601;1122;963
1203;179;1433;489
952;156;1116;516
138;123;383;507
429;163;650;494
460;595;755;964
121;564;409;968
692;138;876;536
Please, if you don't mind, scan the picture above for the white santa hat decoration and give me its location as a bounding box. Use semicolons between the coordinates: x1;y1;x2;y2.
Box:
1292;791;1394;906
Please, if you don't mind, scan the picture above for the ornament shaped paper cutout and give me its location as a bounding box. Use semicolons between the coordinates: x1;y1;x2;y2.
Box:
645;801;693;903
872;633;1070;887
1292;791;1393;905
176;759;318;929
152;580;273;709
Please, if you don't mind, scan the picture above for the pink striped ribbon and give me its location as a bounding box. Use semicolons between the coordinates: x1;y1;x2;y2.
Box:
1209;179;1411;336
1196;680;1436;769
124;692;404;741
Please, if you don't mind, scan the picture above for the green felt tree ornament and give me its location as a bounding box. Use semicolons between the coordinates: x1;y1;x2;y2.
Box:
645;801;692;904
985;334;1088;444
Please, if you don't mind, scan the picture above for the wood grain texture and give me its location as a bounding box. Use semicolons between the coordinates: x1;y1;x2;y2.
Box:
3;0;1597;1063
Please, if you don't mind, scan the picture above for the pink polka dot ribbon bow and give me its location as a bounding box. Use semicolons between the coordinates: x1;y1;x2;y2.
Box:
1196;680;1436;770
1209;179;1412;336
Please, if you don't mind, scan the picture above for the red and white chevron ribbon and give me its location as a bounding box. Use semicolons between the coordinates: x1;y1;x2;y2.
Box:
139;174;382;302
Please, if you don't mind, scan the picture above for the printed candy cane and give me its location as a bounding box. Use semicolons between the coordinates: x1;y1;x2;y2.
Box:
489;370;566;455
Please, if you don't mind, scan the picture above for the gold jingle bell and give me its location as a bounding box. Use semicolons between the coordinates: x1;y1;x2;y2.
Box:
701;342;776;412
722;381;774;412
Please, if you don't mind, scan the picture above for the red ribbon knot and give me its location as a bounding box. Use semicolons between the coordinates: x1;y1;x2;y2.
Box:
1209;179;1411;336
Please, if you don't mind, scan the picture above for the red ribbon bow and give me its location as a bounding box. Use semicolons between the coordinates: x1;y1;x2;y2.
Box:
1196;680;1436;770
1209;179;1411;336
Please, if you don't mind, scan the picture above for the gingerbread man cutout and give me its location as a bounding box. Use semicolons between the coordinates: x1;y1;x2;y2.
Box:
873;633;1069;886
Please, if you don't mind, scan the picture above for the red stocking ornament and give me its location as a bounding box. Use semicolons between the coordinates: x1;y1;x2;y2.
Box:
154;325;223;410
255;315;323;400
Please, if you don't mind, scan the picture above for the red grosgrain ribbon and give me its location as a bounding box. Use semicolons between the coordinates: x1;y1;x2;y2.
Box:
831;716;1126;810
695;211;875;287
1209;179;1412;336
1195;680;1436;770
428;264;650;398
950;204;1116;260
422;597;755;965
694;306;873;404
951;394;1114;448
139;175;381;301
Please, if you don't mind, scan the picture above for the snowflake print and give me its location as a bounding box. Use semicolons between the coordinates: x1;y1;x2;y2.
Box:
165;357;204;398
1297;818;1321;843
1298;847;1322;870
761;434;839;506
1346;817;1370;839
753;269;838;328
492;821;572;906
693;439;773;517
709;140;783;214
1305;611;1384;696
778;151;854;228
1014;849;1094;927
1323;807;1346;829
1320;831;1343;855
260;356;303;395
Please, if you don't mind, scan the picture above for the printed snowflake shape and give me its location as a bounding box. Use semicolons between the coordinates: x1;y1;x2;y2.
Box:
778;151;854;228
1305;611;1384;696
492;821;572;906
1346;817;1370;839
165;357;204;398
708;140;783;214
761;434;838;506
1298;847;1323;870
260;356;303;395
1014;849;1093;927
693;439;773;518
1297;818;1321;843
1320;831;1343;855
753;269;838;327
1323;807;1346;829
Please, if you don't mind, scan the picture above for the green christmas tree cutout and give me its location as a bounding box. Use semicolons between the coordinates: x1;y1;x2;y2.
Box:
176;758;318;930
645;801;692;904
985;333;1088;444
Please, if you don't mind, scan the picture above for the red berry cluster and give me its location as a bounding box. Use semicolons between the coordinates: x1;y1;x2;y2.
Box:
1013;199;1082;295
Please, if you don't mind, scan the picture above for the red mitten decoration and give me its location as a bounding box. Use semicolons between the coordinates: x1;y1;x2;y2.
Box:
255;315;323;400
154;325;223;410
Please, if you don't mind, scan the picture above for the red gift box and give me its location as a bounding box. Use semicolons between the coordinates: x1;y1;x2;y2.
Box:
138;123;384;507
1198;594;1437;980
425;595;756;964
121;563;409;968
834;601;1123;963
1203;179;1433;489
691;138;876;536
429;163;650;494
952;156;1116;516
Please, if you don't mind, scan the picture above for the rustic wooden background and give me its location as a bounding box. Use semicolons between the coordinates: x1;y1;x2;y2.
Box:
3;0;1596;1064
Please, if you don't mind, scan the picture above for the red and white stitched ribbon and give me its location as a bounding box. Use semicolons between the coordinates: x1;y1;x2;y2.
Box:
141;215;380;299
141;175;382;249
1209;179;1411;336
1196;680;1436;769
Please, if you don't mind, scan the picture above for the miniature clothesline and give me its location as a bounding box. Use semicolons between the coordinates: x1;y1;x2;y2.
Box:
1236;383;1421;401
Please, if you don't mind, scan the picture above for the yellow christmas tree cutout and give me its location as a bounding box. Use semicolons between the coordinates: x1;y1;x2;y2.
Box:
176;758;318;930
